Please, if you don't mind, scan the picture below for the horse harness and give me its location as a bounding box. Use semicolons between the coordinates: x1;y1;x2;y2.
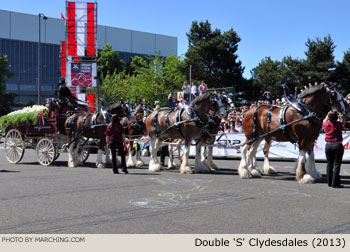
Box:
153;106;207;140
251;99;323;144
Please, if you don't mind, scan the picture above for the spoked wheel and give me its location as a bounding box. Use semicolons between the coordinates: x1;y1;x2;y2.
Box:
36;138;56;166
4;129;25;164
78;148;90;163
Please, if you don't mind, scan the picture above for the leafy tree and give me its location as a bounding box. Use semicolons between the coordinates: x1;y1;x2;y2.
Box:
97;44;125;78
251;57;284;99
162;55;186;91
183;20;244;89
0;55;15;116
100;54;186;106
127;56;148;76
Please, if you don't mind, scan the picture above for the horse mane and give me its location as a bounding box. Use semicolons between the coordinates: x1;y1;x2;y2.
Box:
191;93;210;106
298;83;325;99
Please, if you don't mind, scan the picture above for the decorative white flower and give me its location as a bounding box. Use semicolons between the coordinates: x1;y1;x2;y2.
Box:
7;105;48;116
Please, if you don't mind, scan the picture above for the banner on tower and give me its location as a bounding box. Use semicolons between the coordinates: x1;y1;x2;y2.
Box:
66;60;97;87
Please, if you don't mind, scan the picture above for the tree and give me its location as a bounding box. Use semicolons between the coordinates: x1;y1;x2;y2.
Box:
251;57;284;100
100;54;186;106
97;44;125;78
335;50;350;94
183;20;244;89
0;55;14;116
303;35;336;83
250;35;340;102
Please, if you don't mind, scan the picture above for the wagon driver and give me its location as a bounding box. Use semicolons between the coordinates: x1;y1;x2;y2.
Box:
57;78;78;110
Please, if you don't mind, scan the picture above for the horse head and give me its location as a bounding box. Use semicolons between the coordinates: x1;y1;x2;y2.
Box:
298;82;346;118
107;102;130;118
134;104;145;122
211;93;227;117
190;93;212;117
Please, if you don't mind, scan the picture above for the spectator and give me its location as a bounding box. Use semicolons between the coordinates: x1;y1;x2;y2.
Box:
346;94;350;104
154;100;160;110
223;122;230;133
198;81;207;95
182;81;191;103
227;119;238;133
322;110;350;188
262;91;272;104
168;90;175;109
235;118;243;133
178;98;185;108
276;99;282;106
191;82;197;100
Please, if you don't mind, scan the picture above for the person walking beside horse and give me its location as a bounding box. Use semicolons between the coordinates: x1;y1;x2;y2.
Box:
105;115;129;174
322;110;350;188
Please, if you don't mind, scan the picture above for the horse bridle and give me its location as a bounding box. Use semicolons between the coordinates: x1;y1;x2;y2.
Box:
326;84;346;112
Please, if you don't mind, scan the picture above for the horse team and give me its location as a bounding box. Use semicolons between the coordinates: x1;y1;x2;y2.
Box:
62;82;350;184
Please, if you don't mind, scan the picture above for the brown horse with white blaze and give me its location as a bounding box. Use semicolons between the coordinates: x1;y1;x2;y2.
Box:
239;82;347;183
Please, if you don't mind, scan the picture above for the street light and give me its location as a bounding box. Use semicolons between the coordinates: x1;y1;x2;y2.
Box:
38;13;47;105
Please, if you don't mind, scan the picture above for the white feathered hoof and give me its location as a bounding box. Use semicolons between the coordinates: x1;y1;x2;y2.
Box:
264;166;277;175
299;174;315;184
68;160;76;168
127;160;135;167
165;161;176;170
238;167;250;179
251;169;262;178
97;163;105;169
149;162;162;172
180;165;193;174
136;160;144;167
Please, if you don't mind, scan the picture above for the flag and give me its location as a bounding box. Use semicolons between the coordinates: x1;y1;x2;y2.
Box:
61;12;66;20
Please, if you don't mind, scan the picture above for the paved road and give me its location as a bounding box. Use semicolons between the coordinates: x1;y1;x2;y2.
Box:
0;142;349;234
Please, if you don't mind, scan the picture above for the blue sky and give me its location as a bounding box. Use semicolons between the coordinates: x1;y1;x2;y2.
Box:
1;0;350;78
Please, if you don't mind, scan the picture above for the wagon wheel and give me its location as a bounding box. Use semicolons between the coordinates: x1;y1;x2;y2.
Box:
4;129;25;164
36;138;56;166
78;148;89;163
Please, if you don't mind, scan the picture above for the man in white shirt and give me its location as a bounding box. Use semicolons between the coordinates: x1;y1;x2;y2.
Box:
191;82;197;101
182;81;191;103
178;98;185;108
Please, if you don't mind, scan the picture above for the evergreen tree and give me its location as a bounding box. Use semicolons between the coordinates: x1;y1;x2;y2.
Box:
335;50;350;94
303;34;336;83
183;20;244;89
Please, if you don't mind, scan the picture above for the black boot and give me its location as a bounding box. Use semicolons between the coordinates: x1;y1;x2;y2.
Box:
122;168;128;174
113;169;119;174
